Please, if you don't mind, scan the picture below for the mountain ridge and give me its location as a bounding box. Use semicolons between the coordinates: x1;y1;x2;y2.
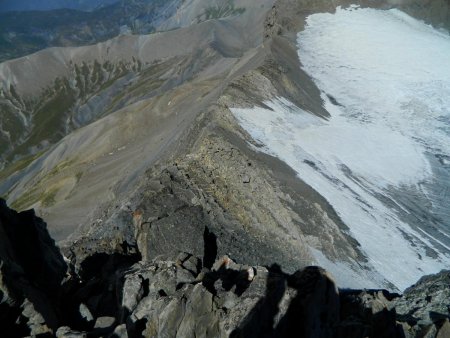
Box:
0;0;256;63
0;0;119;12
0;0;449;306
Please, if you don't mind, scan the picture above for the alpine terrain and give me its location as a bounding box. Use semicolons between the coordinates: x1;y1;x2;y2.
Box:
0;0;449;337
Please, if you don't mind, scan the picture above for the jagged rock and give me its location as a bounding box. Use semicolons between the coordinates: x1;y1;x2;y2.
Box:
0;199;67;335
176;284;220;337
112;324;128;338
56;326;87;338
94;316;116;329
93;316;117;336
177;252;202;276
117;254;344;338
339;289;401;338
21;298;54;336
394;270;450;326
121;272;147;319
79;303;94;324
177;265;198;285
129;166;313;274
392;270;450;338
1;196;450;338
62;202;450;338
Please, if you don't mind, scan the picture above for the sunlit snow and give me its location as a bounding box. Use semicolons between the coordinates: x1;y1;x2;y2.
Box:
231;6;450;290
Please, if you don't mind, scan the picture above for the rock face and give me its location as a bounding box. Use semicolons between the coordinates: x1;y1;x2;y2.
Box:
0;198;449;337
0;198;67;336
394;271;450;337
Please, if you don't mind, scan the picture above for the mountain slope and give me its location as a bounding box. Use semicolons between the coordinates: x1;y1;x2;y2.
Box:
1;0;449;294
0;0;263;168
0;0;275;241
0;0;119;12
0;0;182;62
0;0;255;63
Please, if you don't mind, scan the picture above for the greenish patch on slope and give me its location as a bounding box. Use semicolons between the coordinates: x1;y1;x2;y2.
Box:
0;151;44;181
41;187;59;208
199;0;245;22
1;58;145;165
9;158;76;210
10;78;77;160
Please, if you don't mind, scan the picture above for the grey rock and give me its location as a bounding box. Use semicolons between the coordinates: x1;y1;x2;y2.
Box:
56;326;87;338
79;303;94;324
140;204;206;262
176;284;220;338
112;324;128;338
122;255;345;338
130;165;313;275
149;263;178;297
21;298;53;336
179;253;201;276
153;297;186;337
94;316;116;329
177;265;197;285
121;272;146;317
394;270;450;325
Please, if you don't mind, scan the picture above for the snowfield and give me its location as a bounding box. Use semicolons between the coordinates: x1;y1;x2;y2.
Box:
231;6;450;290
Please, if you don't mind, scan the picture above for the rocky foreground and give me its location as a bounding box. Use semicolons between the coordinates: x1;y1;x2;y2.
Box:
0;199;449;338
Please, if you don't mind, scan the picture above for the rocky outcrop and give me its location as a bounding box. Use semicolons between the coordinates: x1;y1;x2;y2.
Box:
0;198;67;336
0;199;449;337
394;271;450;337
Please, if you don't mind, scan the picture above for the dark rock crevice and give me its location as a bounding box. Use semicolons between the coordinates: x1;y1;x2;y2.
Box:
203;226;218;270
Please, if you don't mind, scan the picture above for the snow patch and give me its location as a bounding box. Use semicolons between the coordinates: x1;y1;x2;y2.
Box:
231;7;450;290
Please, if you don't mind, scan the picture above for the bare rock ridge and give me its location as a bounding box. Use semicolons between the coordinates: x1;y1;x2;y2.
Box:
0;200;449;337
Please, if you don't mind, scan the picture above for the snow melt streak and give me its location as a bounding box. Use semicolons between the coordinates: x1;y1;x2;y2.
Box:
231;7;450;290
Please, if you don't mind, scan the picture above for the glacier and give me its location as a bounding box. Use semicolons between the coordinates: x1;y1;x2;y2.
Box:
231;6;450;290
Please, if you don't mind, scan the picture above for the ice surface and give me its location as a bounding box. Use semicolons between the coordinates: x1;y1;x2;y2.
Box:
231;7;450;290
